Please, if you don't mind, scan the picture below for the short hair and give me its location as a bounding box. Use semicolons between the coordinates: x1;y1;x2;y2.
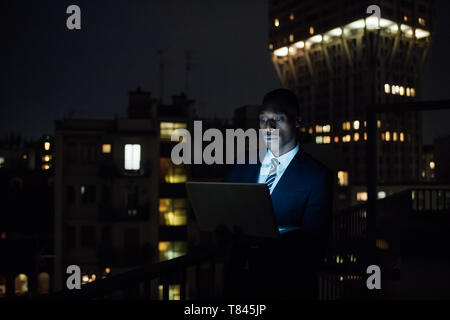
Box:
261;88;299;119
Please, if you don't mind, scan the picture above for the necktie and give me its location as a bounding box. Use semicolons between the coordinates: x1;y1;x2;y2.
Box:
264;158;279;191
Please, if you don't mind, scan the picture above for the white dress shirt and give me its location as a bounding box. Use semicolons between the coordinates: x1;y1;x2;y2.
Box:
257;144;300;194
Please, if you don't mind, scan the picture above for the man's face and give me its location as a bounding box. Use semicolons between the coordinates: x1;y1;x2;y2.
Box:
259;108;297;154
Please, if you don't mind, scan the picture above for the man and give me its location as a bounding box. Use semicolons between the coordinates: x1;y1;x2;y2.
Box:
224;88;333;299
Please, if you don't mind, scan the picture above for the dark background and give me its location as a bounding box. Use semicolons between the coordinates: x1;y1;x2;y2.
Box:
1;0;449;143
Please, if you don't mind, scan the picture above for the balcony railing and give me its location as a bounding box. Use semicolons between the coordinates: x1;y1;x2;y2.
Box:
98;203;150;221
24;188;450;300
99;160;150;178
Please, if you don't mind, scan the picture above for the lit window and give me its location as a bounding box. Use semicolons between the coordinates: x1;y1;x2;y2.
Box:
430;161;435;169
377;120;381;128
14;274;28;295
44;142;50;151
315;136;323;144
158;284;181;300
323;124;331;133
364;132;367;141
354;132;359;142
0;276;5;296
158;241;187;261
342;121;351;131
0;157;5;168
160;122;187;140
289;13;294;21
418;17;425;26
309;26;314;35
384;84;390;94
158;285;163;300
337;171;349;186
124;144;141;170
23;154;27;160
377;191;386;199
308;128;313;134
381;132;385;141
315;125;322;133
385;131;391;141
105;268;111;274
376;239;389;249
403;15;408;22
159;198;188;226
357;192;368;202
82;274;89;284
399;86;405;96
323;136;331;144
406;87;411;97
42;164;50;170
42;155;52;162
160;158;187;183
102;144;111;154
1;232;6;240
300;127;306;132
393;132;398;141
89;274;96;283
169;284;181;300
342;134;351;143
334;136;339;143
400;132;405;142
289;34;294;42
274;18;279;27
269;43;273;50
411;88;416;97
353;120;360;130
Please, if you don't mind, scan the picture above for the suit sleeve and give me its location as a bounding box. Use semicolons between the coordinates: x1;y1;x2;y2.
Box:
223;164;246;183
302;169;333;256
281;168;334;265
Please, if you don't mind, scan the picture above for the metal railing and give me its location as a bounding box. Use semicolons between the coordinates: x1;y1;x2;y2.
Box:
14;187;450;300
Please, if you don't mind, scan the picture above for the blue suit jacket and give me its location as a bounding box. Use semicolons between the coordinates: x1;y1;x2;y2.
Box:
224;146;333;262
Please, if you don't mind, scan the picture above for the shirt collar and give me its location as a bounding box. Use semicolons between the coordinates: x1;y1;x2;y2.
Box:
262;144;300;169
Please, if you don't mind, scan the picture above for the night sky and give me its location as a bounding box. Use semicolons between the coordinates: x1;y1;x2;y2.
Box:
1;0;449;144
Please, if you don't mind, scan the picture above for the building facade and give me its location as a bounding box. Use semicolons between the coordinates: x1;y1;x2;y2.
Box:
268;0;434;186
53;89;195;294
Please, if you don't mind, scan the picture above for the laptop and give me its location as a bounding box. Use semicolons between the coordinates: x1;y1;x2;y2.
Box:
185;181;300;239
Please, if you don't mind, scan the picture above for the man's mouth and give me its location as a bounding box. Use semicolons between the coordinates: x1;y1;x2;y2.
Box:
264;134;279;141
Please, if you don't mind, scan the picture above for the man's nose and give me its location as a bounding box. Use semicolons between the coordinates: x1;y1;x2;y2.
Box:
265;119;277;129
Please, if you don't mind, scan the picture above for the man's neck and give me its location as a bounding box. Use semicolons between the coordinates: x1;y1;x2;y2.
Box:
270;141;298;157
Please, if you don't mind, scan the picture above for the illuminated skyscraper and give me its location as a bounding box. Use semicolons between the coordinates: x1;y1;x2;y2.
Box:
268;0;434;185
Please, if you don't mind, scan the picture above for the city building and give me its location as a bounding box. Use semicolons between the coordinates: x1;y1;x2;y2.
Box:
0;134;54;171
0;135;54;297
53;88;196;295
434;135;450;183
268;0;434;185
421;144;435;182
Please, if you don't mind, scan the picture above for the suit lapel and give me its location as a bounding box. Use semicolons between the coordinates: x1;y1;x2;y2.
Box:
271;147;304;200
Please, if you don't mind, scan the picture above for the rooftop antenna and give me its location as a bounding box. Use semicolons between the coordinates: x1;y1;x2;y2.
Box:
185;50;191;96
157;49;165;104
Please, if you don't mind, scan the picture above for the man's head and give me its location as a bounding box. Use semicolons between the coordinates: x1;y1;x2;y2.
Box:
259;88;301;156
